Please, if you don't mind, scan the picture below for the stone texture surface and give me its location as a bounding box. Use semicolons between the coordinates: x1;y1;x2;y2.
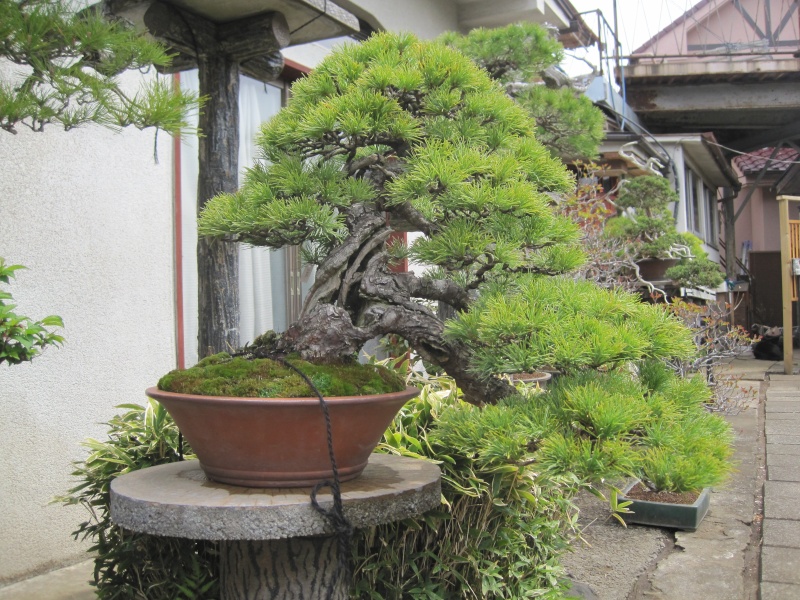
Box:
559;491;670;600
767;453;800;466
762;546;800;584
0;560;94;600
763;518;800;548
761;581;800;599
766;466;800;481
110;454;442;540
761;375;800;600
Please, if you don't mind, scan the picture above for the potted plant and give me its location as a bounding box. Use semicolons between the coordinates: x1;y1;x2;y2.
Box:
153;32;703;489
605;176;724;290
149;351;415;487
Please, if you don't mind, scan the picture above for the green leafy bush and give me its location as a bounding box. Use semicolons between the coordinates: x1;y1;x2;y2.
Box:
352;380;581;599
58;401;218;600
445;276;695;376
0;257;64;366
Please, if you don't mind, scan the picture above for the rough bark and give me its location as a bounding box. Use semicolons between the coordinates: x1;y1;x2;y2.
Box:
220;537;346;600
278;202;517;405
197;52;240;357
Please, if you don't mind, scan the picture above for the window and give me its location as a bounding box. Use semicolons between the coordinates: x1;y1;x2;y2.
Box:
179;72;300;365
684;167;718;246
704;185;719;248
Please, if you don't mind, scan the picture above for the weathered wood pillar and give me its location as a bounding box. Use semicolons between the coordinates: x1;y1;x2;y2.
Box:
723;195;737;279
136;1;290;356
197;52;241;357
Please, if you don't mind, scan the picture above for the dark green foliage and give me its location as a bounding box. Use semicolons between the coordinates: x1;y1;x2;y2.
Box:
512;83;604;160
158;352;406;397
440;23;604;161
438;23;564;84
0;0;198;133
418;365;732;494
0;257;64;365
57;401;218;600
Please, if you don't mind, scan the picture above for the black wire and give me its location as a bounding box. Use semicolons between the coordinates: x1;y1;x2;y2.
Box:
270;355;353;598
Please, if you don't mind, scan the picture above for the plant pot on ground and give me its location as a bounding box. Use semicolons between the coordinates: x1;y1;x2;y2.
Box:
618;480;710;530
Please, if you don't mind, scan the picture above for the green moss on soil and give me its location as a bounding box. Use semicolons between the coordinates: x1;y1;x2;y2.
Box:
158;353;406;398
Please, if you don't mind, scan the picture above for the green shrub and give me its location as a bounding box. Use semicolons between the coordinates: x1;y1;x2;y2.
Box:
352;381;581;599
0;258;64;366
58;400;218;600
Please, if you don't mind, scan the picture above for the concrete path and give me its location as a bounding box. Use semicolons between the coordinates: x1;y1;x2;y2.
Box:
761;374;800;600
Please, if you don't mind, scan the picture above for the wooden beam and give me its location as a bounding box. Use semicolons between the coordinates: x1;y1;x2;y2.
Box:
777;195;799;374
143;1;217;58
218;12;290;61
240;51;285;84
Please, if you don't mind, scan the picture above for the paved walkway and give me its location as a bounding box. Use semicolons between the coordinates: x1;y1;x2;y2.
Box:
761;373;800;600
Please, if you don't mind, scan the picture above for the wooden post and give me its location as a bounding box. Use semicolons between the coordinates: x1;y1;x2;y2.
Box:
777;195;795;374
723;196;737;279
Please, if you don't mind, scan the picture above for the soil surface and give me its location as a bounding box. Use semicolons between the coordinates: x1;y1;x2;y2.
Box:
624;484;700;505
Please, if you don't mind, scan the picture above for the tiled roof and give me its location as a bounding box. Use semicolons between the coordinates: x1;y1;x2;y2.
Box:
733;147;800;174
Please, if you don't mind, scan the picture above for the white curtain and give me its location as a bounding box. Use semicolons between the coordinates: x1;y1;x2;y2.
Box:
179;72;284;366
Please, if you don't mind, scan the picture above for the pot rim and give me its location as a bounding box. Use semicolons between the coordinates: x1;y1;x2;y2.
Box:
145;385;420;406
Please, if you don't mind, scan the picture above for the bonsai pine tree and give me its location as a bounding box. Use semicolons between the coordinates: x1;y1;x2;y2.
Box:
607;176;724;289
199;32;693;405
0;0;198;134
440;23;605;161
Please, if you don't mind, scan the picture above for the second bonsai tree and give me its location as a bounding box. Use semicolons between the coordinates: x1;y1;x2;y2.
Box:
606;175;724;290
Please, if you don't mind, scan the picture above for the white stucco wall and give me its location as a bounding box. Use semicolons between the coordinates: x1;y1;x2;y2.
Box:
0;67;178;584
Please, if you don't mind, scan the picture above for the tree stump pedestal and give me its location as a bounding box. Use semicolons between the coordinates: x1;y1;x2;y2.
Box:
110;454;441;599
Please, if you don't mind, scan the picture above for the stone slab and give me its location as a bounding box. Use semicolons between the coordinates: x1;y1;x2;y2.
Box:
768;466;800;481
767;435;800;445
0;561;94;600
766;395;800;401
768;444;800;456
110;455;441;541
763;519;800;548
766;422;800;435
765;406;800;415
764;481;800;520
762;546;800;584
761;582;800;600
767;453;800;466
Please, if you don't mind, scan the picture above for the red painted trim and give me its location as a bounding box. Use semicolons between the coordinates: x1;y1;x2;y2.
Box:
281;58;312;82
173;72;186;370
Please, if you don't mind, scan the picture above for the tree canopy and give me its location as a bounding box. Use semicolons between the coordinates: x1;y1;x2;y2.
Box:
199;31;691;404
0;0;198;134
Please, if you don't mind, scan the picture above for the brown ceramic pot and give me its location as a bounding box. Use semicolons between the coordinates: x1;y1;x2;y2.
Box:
635;258;679;282
145;386;419;488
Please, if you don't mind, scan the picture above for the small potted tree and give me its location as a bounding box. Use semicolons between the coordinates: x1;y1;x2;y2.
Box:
606;176;724;290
